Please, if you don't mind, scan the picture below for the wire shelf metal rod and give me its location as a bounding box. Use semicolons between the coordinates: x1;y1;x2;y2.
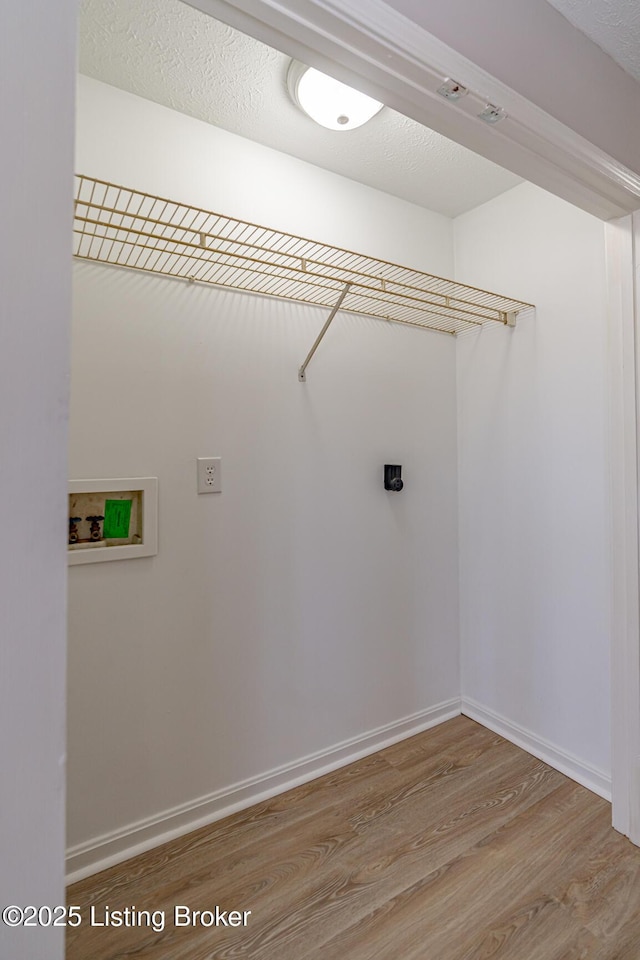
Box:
73;217;506;326
75;177;534;308
298;283;352;382
73;226;490;331
73;175;535;341
75;204;518;318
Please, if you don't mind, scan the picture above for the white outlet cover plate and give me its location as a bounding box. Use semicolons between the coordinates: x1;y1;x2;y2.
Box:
197;457;222;494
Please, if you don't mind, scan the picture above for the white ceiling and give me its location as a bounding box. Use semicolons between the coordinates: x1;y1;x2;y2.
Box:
78;0;524;218
545;0;640;82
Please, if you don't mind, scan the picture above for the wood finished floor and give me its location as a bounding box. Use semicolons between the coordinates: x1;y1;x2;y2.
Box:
67;717;640;960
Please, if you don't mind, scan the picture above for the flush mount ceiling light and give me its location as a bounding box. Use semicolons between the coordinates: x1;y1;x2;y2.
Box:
287;61;383;131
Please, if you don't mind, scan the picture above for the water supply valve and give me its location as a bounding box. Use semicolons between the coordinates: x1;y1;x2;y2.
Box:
86;515;105;542
68;517;82;545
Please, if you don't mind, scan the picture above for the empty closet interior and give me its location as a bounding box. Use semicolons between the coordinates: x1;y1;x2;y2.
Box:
67;0;612;879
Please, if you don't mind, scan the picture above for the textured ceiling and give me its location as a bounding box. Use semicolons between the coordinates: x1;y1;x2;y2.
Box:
78;0;523;218
545;0;640;82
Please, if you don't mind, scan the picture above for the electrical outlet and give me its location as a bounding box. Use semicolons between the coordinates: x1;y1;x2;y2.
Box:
197;457;222;494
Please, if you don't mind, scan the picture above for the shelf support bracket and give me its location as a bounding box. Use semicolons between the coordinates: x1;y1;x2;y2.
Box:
298;283;351;382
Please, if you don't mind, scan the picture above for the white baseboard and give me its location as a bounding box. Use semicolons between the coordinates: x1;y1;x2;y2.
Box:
66;698;461;884
461;696;612;802
67;696;613;884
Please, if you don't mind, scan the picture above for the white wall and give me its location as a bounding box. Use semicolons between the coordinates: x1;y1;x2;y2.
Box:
68;77;460;871
455;183;611;791
76;76;451;271
0;4;75;958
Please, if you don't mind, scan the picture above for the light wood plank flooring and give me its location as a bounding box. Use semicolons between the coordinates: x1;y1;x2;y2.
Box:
67;717;640;959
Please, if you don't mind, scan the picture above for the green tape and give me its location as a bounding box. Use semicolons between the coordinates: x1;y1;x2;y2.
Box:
103;499;132;539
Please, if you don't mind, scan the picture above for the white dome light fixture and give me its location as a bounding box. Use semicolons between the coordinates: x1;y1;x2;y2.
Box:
287;61;383;131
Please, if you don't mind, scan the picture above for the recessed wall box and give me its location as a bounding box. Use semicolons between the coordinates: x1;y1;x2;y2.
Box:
68;477;158;565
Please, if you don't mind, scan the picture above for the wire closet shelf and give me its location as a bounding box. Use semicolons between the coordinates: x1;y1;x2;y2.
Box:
73;175;535;339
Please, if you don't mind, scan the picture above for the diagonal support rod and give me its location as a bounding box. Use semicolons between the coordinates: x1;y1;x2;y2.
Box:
298;283;351;381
